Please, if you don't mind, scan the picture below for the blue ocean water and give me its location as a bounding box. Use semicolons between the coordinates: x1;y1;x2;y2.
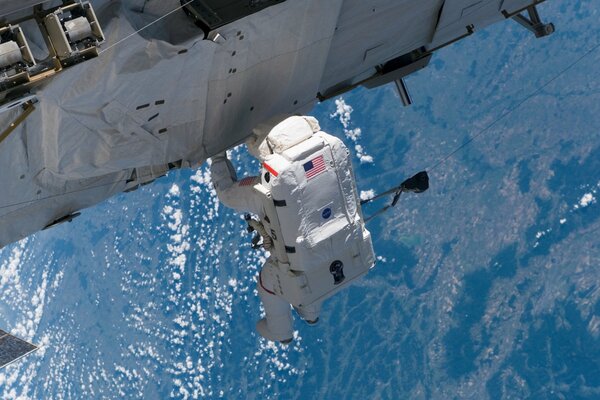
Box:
1;1;599;399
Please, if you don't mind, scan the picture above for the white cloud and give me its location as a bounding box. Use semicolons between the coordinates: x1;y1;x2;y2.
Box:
345;127;362;141
330;98;374;164
169;184;180;197
579;193;595;208
360;190;375;201
330;98;353;129
359;154;374;164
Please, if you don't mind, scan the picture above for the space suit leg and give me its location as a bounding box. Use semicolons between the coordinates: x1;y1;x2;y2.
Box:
294;302;321;325
256;262;293;343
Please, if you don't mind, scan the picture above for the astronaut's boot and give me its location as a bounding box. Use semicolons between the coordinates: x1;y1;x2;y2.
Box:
257;279;293;344
294;302;321;326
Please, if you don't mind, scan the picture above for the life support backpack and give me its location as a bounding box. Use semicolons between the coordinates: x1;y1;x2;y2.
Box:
253;130;375;308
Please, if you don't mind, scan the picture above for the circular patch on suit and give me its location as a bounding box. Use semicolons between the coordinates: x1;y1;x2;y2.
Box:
322;208;332;219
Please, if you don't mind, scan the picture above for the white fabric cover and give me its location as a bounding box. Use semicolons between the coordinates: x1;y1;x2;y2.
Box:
0;0;346;248
247;115;320;160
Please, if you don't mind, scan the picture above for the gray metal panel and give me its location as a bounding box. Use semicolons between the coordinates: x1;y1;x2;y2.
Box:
0;0;46;18
430;0;536;47
500;0;540;14
0;331;38;369
432;0;498;46
320;0;443;92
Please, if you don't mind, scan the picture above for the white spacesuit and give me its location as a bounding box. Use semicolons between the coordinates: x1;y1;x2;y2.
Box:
211;116;374;343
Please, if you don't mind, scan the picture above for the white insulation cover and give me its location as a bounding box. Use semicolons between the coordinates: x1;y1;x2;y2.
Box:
257;131;375;307
0;0;344;248
0;0;539;248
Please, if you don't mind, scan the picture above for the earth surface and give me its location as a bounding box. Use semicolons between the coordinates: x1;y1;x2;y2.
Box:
1;1;599;399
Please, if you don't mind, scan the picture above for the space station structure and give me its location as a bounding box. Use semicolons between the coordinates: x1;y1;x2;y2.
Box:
211;116;374;342
0;0;562;363
0;329;38;370
0;0;558;251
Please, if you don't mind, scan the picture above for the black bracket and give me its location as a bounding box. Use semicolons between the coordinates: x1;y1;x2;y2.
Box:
42;212;81;230
508;5;554;38
393;78;412;107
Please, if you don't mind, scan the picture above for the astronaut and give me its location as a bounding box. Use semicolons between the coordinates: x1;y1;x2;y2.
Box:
210;115;374;344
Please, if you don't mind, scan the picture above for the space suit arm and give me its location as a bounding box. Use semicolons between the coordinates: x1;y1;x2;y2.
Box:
210;155;263;215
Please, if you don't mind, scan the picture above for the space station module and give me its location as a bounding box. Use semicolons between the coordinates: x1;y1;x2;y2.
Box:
211;116;375;342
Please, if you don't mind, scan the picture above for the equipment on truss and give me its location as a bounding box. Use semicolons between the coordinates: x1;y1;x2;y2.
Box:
41;1;105;65
0;1;104;108
505;4;555;38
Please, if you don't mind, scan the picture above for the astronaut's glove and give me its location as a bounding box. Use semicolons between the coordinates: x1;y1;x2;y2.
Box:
246;133;267;160
210;152;237;192
246;134;258;148
262;235;273;251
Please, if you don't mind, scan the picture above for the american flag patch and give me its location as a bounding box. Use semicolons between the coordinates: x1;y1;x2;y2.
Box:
304;155;326;180
238;176;256;187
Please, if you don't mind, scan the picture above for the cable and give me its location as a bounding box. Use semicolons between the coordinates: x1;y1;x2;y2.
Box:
0;178;128;212
99;0;196;55
427;40;600;172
